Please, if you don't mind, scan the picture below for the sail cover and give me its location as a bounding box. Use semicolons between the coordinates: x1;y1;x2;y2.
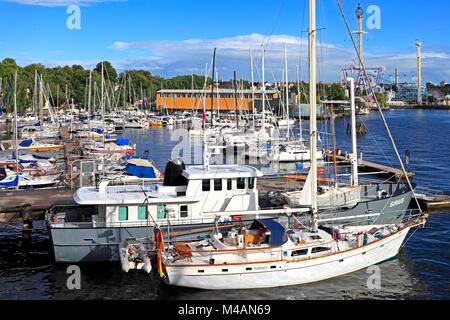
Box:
123;165;156;178
257;219;287;246
19;140;33;147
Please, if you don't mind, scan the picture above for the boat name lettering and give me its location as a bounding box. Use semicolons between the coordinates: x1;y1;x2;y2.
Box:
254;265;268;271
389;198;404;207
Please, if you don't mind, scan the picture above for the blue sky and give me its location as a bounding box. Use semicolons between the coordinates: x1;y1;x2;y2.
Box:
1;0;449;84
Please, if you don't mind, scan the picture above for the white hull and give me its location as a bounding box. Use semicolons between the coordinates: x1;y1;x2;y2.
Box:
164;226;412;290
270;149;323;162
282;186;361;209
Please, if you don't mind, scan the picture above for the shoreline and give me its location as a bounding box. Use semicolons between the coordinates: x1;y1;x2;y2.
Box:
385;104;450;110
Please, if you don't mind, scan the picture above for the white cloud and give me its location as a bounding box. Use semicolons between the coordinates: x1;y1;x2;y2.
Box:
106;34;450;84
0;0;126;7
13;34;450;84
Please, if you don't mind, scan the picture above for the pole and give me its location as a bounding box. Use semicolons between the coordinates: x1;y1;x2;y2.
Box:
285;43;290;139
210;48;216;127
309;0;318;231
331;103;337;187
348;77;358;186
416;40;422;104
14;70;19;191
261;46;266;133
233;71;239;129
250;49;255;126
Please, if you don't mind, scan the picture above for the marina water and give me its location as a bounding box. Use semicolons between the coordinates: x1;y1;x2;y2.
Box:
0;109;448;299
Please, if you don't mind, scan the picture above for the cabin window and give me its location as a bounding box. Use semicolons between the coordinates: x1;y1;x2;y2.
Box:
237;177;245;189
202;179;210;191
227;178;232;190
291;249;308;256
138;206;147;220
311;247;330;254
214;178;222;191
180;205;188;218
157;204;166;219
248;177;255;189
118;206;128;221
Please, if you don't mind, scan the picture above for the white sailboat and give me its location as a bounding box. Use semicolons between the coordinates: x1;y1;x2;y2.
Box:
280;78;361;209
157;0;427;290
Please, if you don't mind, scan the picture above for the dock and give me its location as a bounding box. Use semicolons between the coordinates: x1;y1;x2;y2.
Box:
414;193;450;212
333;154;414;179
0;188;76;223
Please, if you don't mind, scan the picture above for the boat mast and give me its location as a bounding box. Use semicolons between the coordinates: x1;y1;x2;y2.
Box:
210;48;216;128
330;103;338;187
285;43;290;140
309;0;318;231
261;45;266;134
250;49;255;127
88;69;92;136
33;69;37;117
296;65;303;144
348;77;359;186
39;75;43;130
233;71;239;129
14;70;18;190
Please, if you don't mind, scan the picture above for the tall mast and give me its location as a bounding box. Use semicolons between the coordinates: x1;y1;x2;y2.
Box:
348;77;359;186
216;71;219;119
250;49;255;126
284;43;290;139
296;65;303;143
14;70;18;190
33;69;37;117
210;48;216;128
123;71;126;113
261;45;265;133
39;76;43;129
202;63;207;128
309;0;318;231
88;69;92;134
233;71;239;129
330;103;337;187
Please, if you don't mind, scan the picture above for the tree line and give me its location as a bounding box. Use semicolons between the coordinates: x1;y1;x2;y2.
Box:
0;57;349;114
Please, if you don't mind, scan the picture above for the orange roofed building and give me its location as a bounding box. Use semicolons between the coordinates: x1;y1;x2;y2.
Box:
156;87;278;112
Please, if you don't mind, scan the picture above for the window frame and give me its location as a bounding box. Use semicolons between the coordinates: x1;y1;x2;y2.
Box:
180;205;188;218
118;206;128;221
237;177;246;189
214;178;222;191
137;205;147;220
202;179;211;191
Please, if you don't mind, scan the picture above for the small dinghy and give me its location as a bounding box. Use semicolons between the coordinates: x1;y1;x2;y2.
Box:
119;238;152;274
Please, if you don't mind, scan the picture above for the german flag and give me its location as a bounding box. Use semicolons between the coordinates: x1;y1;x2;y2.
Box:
156;230;165;278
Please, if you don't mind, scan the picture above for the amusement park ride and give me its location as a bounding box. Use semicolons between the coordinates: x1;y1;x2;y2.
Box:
340;2;385;95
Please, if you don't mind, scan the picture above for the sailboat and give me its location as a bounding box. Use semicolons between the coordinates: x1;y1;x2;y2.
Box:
157;0;427;290
280;78;361;209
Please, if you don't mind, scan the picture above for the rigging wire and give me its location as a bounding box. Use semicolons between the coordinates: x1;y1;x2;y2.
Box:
335;0;422;213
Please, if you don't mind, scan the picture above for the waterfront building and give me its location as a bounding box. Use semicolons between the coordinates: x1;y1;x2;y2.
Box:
156;88;278;113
